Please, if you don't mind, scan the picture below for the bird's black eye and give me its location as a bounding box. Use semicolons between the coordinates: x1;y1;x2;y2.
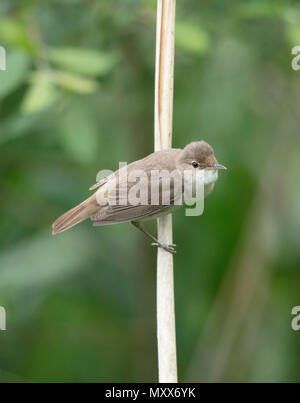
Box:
192;161;199;168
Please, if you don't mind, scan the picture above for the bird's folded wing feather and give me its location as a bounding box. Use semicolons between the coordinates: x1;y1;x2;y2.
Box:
89;172;117;190
91;149;182;224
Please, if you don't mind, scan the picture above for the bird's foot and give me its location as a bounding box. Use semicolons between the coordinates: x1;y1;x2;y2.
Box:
151;242;176;254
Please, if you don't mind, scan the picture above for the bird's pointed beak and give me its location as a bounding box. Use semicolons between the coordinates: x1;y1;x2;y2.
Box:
213;163;227;170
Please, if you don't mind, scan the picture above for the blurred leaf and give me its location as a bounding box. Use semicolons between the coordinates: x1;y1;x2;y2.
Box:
0;231;92;294
175;21;210;55
284;8;300;47
0;1;12;16
0;18;35;54
236;2;283;19
286;23;300;46
21;71;57;114
0;50;30;98
55;71;98;94
0;113;41;145
59;103;100;163
49;47;118;77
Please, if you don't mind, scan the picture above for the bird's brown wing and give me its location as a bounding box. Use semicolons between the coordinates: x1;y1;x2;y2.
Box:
91;204;173;226
91;149;182;225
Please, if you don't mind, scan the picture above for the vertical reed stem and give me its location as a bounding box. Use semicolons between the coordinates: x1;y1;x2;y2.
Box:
154;0;178;383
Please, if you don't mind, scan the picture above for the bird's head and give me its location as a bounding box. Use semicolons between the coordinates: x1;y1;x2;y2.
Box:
177;141;226;171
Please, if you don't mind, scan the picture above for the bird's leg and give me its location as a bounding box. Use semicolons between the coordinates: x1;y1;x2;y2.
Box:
131;221;176;254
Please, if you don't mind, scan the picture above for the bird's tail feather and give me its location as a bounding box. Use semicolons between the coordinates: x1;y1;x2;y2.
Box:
52;194;98;235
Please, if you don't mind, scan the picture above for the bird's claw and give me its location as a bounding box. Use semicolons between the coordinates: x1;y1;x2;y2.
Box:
151;242;176;254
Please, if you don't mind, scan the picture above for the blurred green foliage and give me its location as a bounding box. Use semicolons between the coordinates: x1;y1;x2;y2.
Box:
0;0;300;382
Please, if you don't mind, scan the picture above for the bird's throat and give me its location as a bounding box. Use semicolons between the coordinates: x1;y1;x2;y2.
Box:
204;169;218;185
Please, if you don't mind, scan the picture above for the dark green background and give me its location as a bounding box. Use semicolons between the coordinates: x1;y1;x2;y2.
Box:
0;0;300;382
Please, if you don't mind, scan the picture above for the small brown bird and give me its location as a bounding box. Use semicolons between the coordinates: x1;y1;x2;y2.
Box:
52;141;226;253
